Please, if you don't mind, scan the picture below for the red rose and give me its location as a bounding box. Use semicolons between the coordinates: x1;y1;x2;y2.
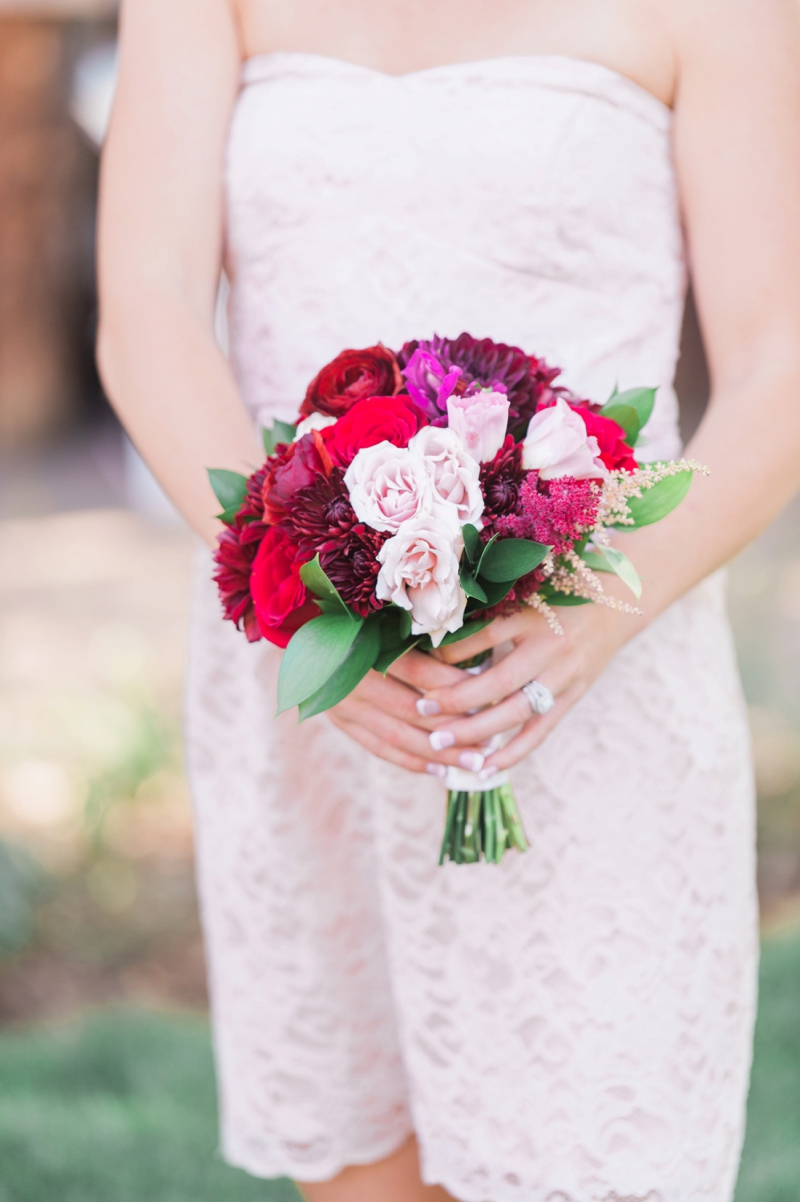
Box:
250;526;320;648
262;432;333;523
572;405;638;473
325;395;427;467
300;345;403;418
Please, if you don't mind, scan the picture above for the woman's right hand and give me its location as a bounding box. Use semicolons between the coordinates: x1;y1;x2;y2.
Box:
327;650;489;776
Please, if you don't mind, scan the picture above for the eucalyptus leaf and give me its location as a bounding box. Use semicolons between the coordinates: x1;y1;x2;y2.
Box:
480;539;550;583
462;523;482;566
207;468;248;520
262;419;298;456
300;556;354;619
592;544;642;600
619;468;693;529
598;403;640;446
614;386;657;431
277;614;363;714
298;619;382;719
460;574;489;604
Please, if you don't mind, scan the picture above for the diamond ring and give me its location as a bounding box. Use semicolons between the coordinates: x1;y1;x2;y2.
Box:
522;680;555;716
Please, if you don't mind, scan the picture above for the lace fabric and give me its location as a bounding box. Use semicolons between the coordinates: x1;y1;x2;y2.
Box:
184;53;758;1201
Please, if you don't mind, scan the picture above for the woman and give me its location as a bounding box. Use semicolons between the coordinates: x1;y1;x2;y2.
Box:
97;1;800;1199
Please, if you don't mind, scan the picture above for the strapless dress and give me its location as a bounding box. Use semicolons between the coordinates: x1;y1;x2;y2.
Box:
185;52;758;1202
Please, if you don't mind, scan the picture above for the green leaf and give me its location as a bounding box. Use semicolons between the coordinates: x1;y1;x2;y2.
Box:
262;419;297;456
372;607;417;675
581;551;613;574
479;539;550;583
374;641;418;675
277;614;364;714
207;468;248;523
465;578;515;611
591;544;642;600
299;556;354;619
460;573;489;604
614;386;657;431
462;523;482;566
598;403;640;446
298;619;382;719
546;593;593;607
619;468;693;529
438;618;493;646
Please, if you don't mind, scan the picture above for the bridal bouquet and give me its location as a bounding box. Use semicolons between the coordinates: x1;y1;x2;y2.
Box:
211;334;701;865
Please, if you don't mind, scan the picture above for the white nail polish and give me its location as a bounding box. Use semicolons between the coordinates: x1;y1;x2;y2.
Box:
426;762;447;778
430;730;456;751
459;751;485;773
416;697;442;717
478;766;496;783
481;734;502;752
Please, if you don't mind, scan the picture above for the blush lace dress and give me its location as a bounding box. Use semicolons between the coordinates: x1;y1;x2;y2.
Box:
185;53;758;1202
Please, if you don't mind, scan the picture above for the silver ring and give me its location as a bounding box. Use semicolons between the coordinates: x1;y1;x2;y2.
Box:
522;680;555;716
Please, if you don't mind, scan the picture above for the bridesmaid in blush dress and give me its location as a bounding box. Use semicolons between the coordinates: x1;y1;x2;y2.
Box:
97;1;800;1199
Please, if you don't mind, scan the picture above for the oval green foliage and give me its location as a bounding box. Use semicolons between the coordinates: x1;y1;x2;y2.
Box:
300;556;351;617
612;386;657;429
207;468;248;523
479;538;550;583
438;618;493;646
598;403;640;446
277;614;363;714
621;469;693;528
298;618;383;719
262;419;297;456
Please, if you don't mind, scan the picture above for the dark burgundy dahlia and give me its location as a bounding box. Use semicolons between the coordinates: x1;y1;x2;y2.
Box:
320;524;389;617
279;468;360;561
213;527;261;642
397;333;568;435
479;436;527;526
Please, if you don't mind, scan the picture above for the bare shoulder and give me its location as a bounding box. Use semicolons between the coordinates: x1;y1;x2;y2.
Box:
653;0;800;79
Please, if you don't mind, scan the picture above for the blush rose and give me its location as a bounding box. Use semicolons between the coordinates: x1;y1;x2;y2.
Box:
522;397;608;480
376;513;467;648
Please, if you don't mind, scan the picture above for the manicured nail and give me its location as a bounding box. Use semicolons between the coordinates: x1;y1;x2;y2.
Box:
481;734;502;752
478;766;497;783
429;730;456;751
459;751;485;772
426;762;447;778
416;697;442;717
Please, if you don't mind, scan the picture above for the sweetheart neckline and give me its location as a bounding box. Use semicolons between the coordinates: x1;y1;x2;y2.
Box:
240;49;672;118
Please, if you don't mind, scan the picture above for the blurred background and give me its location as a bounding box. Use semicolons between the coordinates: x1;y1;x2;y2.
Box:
0;3;798;1199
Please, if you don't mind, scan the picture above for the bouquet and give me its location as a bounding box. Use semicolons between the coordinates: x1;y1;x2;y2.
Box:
210;334;702;866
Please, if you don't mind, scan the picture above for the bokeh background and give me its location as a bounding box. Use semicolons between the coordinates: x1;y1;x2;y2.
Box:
0;3;798;1199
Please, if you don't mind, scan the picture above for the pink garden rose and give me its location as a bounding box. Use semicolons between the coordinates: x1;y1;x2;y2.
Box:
446;389;510;463
344;441;431;532
522;397;608;480
408;425;484;528
376;513;467;647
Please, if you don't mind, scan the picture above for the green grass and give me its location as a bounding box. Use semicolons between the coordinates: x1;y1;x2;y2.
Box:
0;932;798;1201
735;929;800;1202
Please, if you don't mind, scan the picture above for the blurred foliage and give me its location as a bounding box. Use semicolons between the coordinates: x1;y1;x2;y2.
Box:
0;930;797;1200
0;1011;299;1202
0;840;48;958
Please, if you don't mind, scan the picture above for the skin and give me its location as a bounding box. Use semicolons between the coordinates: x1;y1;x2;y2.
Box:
98;1;800;1197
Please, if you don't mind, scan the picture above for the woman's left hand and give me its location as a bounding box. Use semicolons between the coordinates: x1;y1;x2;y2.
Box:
420;598;639;774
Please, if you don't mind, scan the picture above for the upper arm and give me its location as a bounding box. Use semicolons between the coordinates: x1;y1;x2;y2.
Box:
98;0;242;329
668;0;800;391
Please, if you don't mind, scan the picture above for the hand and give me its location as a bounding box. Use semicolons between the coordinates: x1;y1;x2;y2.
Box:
419;599;636;774
327;649;488;775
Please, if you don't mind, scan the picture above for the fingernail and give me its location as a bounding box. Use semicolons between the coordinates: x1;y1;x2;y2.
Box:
478;766;497;783
426;762;447;778
481;734;502;752
429;730;456;751
459;751;485;772
416;697;442;717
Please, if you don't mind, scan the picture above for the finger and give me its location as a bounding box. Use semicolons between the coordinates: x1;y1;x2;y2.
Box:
329;713;430;775
338;696;486;767
435;608;552;665
424;640;560;714
353;670;473;730
481;684;584;771
388;649;467;691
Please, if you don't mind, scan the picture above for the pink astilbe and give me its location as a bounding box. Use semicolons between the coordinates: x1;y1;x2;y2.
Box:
497;474;600;555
